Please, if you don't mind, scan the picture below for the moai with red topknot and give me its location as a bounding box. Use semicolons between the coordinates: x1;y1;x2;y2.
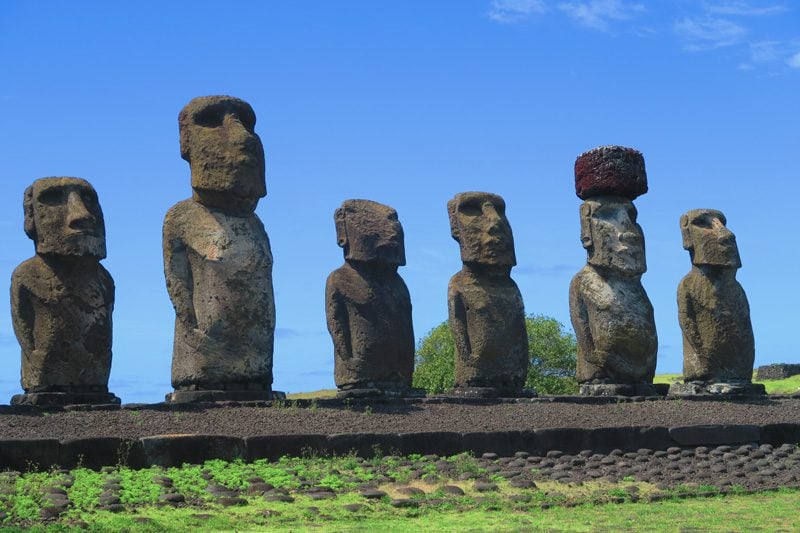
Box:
569;146;663;396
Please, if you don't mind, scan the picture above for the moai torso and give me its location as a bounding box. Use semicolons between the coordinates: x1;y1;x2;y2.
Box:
570;265;657;383
449;267;528;388
447;192;529;391
10;177;115;396
677;209;754;383
164;199;275;388
325;199;414;391
326;263;413;388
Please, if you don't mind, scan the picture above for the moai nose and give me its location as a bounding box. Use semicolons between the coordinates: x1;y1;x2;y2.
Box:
66;191;95;231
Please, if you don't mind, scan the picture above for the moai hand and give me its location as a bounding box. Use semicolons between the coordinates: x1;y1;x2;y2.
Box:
163;96;276;403
568;146;659;396
446;192;530;397
671;209;762;396
325;200;419;398
10;177;119;406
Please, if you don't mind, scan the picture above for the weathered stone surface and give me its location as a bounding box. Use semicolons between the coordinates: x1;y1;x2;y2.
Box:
10;177;119;406
569;191;657;388
676;209;755;387
447;192;529;394
756;364;800;381
326;200;415;395
140;434;246;467
669;425;760;446
163;96;274;400
574;145;647;200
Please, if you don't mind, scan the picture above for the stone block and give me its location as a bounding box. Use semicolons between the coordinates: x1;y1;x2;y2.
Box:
398;431;463;456
59;437;144;470
245;434;329;461
0;439;60;471
669;424;760;446
140;434;245;467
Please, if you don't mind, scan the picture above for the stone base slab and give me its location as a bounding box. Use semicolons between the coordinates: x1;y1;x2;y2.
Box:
669;382;767;397
165;390;285;404
336;388;426;399
446;387;538;399
10;392;121;407
579;383;668;397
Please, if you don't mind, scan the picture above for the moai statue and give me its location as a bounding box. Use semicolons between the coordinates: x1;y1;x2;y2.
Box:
569;146;661;396
447;192;531;398
10;177;119;406
670;209;764;396
325;199;422;398
163;95;278;403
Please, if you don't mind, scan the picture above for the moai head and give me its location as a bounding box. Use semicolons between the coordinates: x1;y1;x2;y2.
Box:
579;197;646;275
680;209;741;268
23;177;106;258
335;200;405;265
448;192;516;267
179;95;266;212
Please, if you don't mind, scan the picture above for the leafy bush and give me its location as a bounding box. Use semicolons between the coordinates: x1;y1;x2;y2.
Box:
413;314;577;395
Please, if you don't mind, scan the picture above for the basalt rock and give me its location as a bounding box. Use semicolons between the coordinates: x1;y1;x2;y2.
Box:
446;192;530;396
10;177;119;406
670;209;762;396
325;200;421;398
569;147;658;395
163;96;276;403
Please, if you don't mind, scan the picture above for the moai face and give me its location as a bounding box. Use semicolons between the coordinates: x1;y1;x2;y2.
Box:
335;200;405;265
179;95;266;211
24;177;106;258
681;209;741;268
448;192;516;266
580;196;645;275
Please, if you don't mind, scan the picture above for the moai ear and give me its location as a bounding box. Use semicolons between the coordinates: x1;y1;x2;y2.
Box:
579;203;592;250
447;198;460;242
680;213;692;251
23;185;36;242
334;207;348;249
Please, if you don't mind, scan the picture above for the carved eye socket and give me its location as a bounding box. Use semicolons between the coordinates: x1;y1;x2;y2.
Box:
692;216;712;229
194;107;224;128
458;200;482;216
38;188;65;205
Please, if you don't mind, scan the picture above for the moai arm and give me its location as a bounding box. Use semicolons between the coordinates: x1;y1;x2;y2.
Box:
10;270;35;358
677;278;703;354
568;275;594;357
163;223;197;332
325;276;352;359
448;283;471;361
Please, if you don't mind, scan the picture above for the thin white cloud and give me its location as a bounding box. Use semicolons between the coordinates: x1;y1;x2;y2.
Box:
674;17;748;50
487;0;548;23
557;0;645;31
788;51;800;68
702;1;787;16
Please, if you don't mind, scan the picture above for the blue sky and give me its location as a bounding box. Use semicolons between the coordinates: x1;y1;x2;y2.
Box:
1;1;798;403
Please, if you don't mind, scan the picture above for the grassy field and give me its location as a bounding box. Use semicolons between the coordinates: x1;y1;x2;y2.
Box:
289;373;800;398
1;454;799;532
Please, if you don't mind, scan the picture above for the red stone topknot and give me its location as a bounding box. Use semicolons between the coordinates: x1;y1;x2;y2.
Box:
574;145;647;200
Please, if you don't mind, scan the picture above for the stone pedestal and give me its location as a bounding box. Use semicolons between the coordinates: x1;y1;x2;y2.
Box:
11;391;120;407
668;381;766;397
336;385;426;399
446;386;537;399
579;383;667;397
166;388;285;404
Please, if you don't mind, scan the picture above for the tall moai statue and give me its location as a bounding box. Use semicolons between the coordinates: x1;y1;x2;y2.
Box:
10;177;120;406
670;209;764;396
447;192;531;398
163;95;277;403
568;146;661;396
325;200;421;398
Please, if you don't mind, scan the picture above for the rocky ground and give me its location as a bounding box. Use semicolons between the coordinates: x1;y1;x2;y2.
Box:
1;397;799;440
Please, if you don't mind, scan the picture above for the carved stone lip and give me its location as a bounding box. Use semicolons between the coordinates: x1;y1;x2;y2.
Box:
65;230;99;237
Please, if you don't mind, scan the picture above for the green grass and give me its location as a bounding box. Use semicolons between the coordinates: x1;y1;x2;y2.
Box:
285;389;337;399
2;455;800;531
653;372;800;394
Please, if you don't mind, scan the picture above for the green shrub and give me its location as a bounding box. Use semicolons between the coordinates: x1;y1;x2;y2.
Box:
413;314;577;395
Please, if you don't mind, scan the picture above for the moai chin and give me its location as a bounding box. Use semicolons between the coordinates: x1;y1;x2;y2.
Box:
10;177;120;406
446;192;531;398
325;199;421;398
162;95;277;403
670;209;764;396
568;146;660;397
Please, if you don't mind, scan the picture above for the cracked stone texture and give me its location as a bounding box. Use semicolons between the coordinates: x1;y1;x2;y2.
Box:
678;209;754;383
570;148;656;387
10;177;115;396
325;200;414;391
163;96;274;392
447;192;528;391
